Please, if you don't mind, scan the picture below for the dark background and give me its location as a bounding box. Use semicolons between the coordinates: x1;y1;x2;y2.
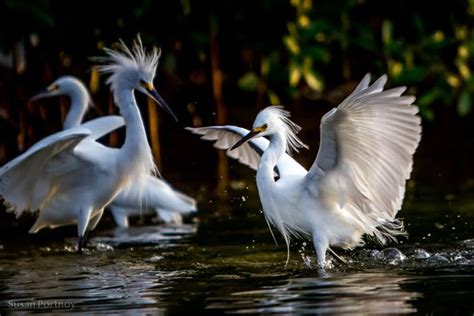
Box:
0;0;472;232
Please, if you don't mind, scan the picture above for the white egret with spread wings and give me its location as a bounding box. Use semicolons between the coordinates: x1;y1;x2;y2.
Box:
31;76;197;228
188;74;421;268
0;37;177;251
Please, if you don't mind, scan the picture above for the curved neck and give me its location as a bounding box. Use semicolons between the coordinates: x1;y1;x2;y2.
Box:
257;132;286;183
114;87;154;176
63;89;89;129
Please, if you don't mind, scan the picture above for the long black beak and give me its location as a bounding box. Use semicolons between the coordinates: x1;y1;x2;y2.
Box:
149;89;178;122
231;130;258;150
30;89;52;102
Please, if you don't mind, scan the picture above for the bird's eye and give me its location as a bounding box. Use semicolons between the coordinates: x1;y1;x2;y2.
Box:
47;84;59;92
139;80;153;91
254;124;268;133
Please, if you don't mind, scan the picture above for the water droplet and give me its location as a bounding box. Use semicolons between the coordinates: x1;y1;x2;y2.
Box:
382;248;406;265
413;248;431;259
367;249;383;260
95;243;114;251
427;254;450;265
148;255;163;262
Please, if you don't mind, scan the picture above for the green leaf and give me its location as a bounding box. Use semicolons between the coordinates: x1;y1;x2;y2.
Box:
420;107;435;121
284;35;300;55
238;72;260;92
418;88;442;107
289;63;301;87
382;20;393;44
303;69;324;92
267;90;281;105
457;90;471;117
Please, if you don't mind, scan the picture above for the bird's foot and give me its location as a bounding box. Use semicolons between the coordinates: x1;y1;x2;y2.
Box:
77;236;83;254
76;231;92;253
81;230;91;248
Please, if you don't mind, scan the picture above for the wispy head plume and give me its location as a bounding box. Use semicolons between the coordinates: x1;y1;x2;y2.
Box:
94;35;161;96
262;106;308;155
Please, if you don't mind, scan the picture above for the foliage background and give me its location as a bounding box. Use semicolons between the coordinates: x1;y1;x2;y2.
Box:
0;0;472;212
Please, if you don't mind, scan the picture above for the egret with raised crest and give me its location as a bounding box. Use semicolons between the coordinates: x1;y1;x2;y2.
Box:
31;76;197;228
0;37;177;251
188;74;422;268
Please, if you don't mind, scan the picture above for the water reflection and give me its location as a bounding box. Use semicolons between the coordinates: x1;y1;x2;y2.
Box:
0;207;473;314
93;224;197;247
0;254;167;313
206;272;419;314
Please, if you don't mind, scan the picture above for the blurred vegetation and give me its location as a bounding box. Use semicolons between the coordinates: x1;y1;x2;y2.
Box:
0;0;473;190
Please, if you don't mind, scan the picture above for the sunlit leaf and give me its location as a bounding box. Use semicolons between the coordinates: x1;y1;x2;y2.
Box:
261;57;270;77
298;15;310;28
382;20;393;44
457;90;471;117
418;88;442;107
284;36;300;55
238;72;260;92
89;66;100;94
267;90;281;105
446;74;461;88
303;70;324;92
289;63;301;87
420;107;435;121
432;30;445;42
180;0;191;16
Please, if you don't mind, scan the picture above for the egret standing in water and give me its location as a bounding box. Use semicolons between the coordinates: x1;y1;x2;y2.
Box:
0;37;177;251
31;76;197;228
188;74;422;268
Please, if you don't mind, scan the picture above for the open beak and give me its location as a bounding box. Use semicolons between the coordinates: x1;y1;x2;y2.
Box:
231;130;259;150
142;82;178;122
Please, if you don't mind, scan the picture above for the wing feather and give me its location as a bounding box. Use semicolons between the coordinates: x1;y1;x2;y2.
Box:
305;74;422;243
0;128;91;216
79;115;125;140
186;125;307;178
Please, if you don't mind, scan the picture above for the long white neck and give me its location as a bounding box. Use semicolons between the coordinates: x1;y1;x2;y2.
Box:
63;89;88;129
256;131;293;264
257;131;286;184
114;87;155;178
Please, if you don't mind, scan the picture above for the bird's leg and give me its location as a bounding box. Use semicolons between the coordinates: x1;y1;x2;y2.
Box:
111;207;130;228
81;230;91;248
88;209;104;231
313;234;328;270
77;207;92;253
77;236;83;254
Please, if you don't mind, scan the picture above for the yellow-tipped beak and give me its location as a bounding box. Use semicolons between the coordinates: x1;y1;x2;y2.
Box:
140;81;154;91
47;84;58;92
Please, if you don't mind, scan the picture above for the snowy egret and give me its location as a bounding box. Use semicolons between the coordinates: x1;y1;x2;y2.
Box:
188;74;422;268
31;76;197;228
0;37;177;251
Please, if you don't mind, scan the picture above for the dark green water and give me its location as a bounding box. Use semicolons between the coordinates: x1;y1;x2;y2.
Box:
0;197;473;315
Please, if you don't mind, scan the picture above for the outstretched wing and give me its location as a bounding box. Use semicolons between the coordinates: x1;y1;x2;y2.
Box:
79;115;125;141
186;125;306;178
305;74;421;240
111;174;197;214
0;128;91;216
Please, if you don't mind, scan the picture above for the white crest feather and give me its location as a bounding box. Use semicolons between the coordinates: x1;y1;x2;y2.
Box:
95;35;161;99
94;35;160;182
260;106;308;155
